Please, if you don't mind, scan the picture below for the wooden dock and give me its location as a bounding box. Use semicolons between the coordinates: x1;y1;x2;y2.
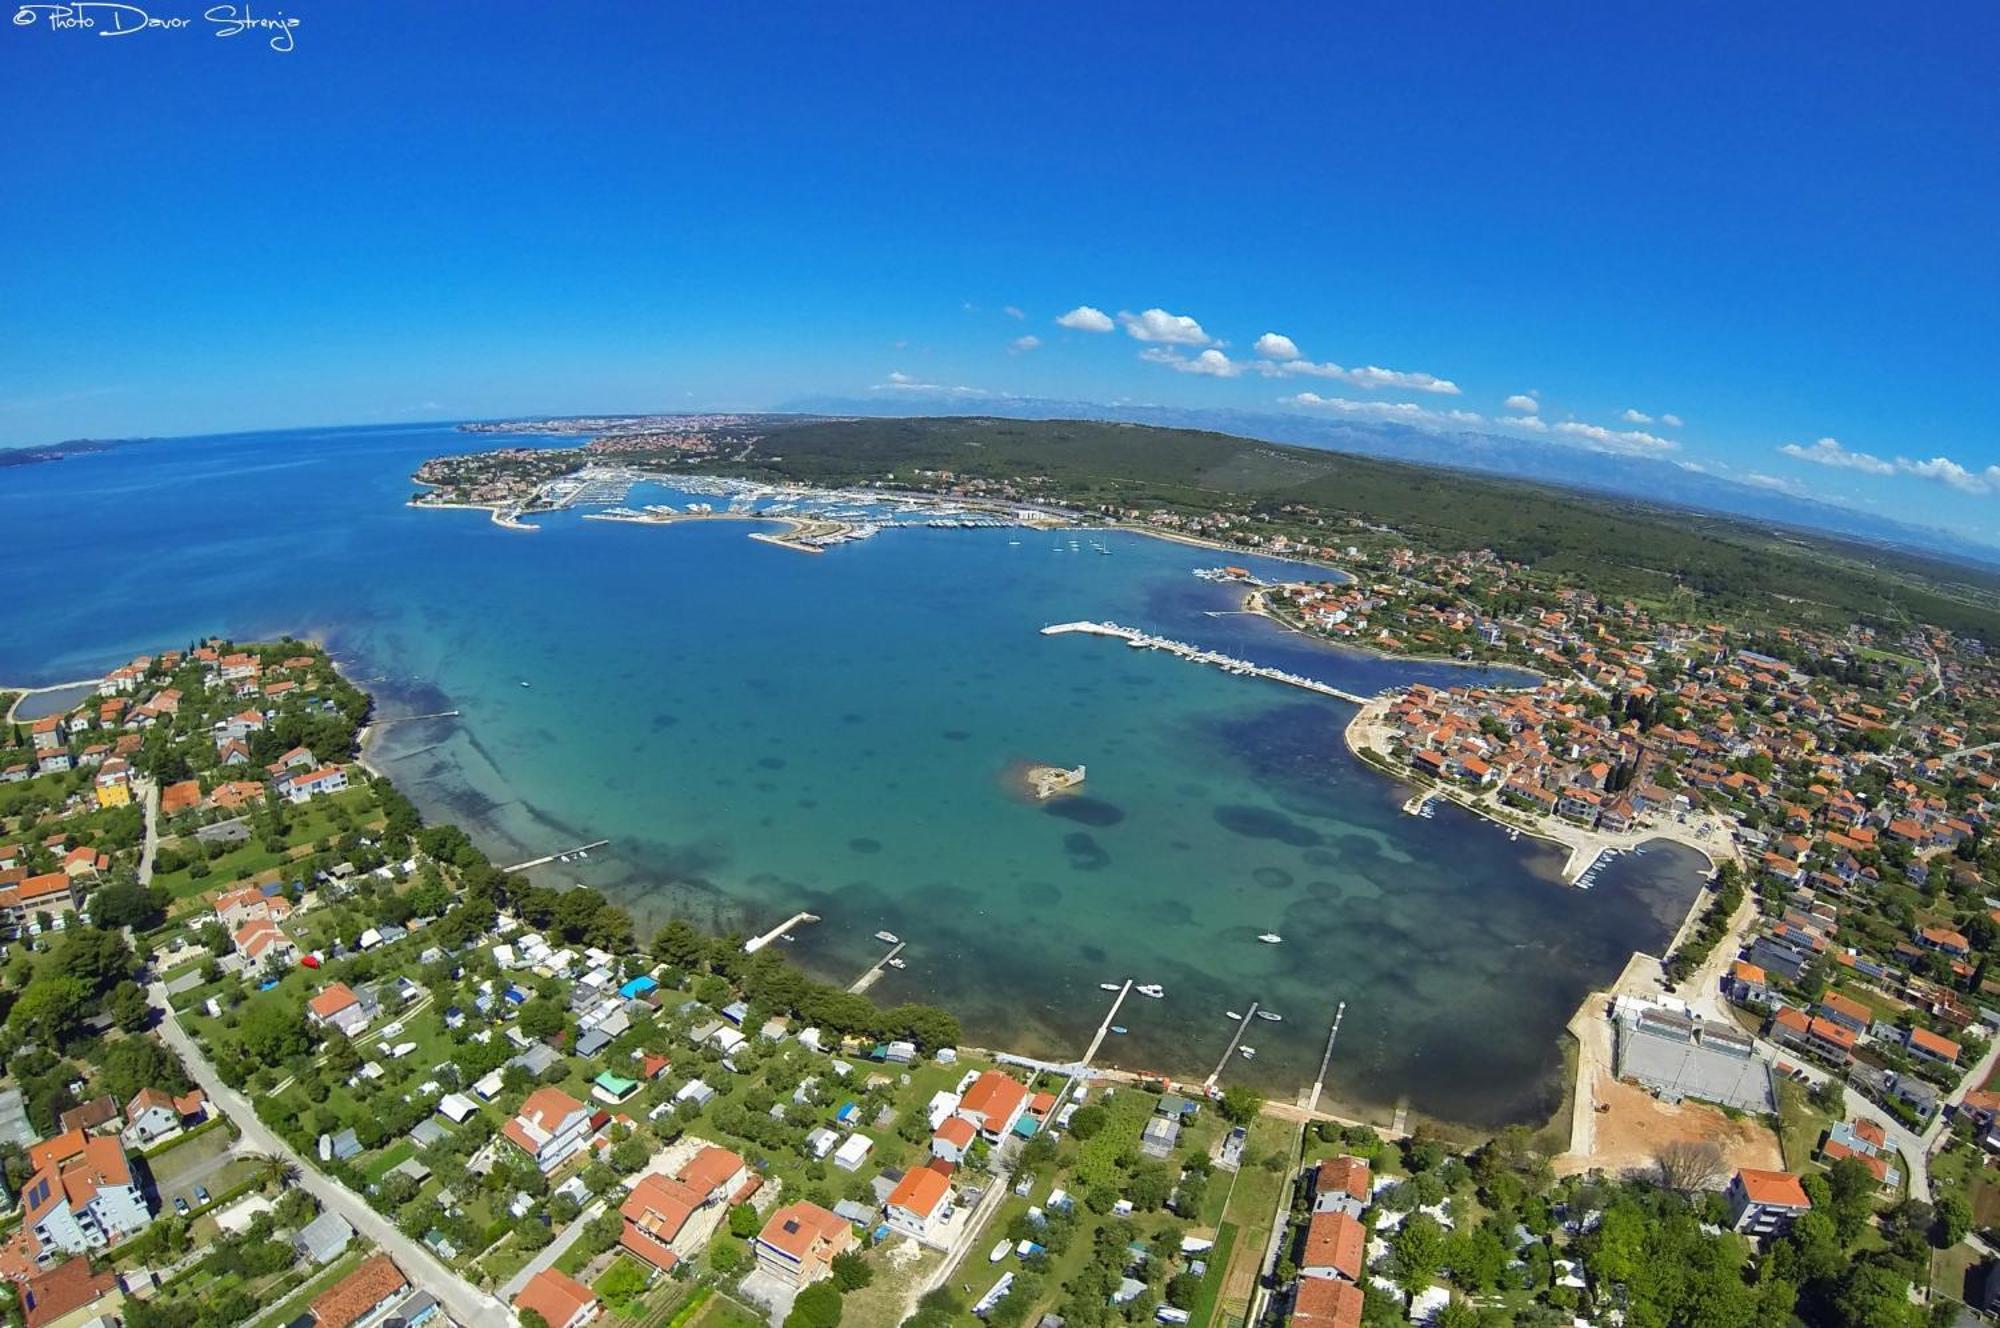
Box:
849;941;907;993
1205;1000;1261;1091
1305;1001;1347;1114
1080;981;1135;1067
1041;621;1375;705
502;839;609;872
743;911;820;953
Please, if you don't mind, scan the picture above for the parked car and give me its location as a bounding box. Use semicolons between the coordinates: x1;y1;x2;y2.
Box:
193;1185;210;1205
174;1197;190;1216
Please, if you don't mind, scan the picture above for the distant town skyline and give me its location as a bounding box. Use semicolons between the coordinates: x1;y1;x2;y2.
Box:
3;4;1995;538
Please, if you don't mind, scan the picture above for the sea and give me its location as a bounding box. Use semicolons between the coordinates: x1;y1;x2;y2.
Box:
0;422;1708;1127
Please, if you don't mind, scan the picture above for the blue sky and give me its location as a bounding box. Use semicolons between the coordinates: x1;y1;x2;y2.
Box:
3;4;1997;537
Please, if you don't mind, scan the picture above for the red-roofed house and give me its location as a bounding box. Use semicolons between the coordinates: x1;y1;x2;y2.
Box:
1906;1026;1961;1066
504;1088;595;1174
754;1201;854;1288
931;1115;978;1165
1726;1169;1811;1237
21;1136;151;1258
17;1254;119;1328
1299;1211;1364;1282
883;1165;955;1245
306;982;371;1037
1311;1156;1371;1219
513;1269;600;1328
1289;1277;1364;1328
310;1254;407;1328
955;1070;1031;1142
234;917;299;970
618;1145;752;1271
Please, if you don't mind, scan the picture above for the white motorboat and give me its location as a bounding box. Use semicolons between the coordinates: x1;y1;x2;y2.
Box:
1256;1010;1283;1022
874;930;900;944
1100;982;1122;992
1136;984;1164;998
1224;1011;1241;1021
1257;933;1282;944
989;1238;1011;1264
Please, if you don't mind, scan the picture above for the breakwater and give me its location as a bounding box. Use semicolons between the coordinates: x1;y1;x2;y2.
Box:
1040;621;1381;704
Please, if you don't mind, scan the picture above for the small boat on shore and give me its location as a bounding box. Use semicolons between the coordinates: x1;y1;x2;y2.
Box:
874;930;900;944
1257;933;1282;944
1256;1010;1283;1022
989;1238;1011;1264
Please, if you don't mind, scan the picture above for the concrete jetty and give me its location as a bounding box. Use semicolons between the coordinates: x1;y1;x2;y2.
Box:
743;911;820;954
1205;1000;1261;1091
1041;621;1376;704
1080;980;1135;1068
848;941;907;993
501;839;610;872
372;710;461;728
1305;1001;1347;1114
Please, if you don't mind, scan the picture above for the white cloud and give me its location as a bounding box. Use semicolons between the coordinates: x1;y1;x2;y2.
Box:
1284;392;1482;428
1054;306;1115;333
1140;347;1242;377
1118;307;1213;346
1003;306;1026;320
1009;335;1041;354
1253;332;1300;360
1620;408;1653;424
1497;414;1547;432
1778;437;2000;494
1503;394;1539;412
1903;455;2000;495
1743;472;1806;495
1778;437;1894;476
1259;359;1460;395
1553;420;1678;454
873;373;988;397
1661;413;1684;428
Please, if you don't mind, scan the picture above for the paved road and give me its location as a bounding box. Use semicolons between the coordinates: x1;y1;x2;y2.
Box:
137;779;161;886
497;1196;606;1299
150;983;513;1328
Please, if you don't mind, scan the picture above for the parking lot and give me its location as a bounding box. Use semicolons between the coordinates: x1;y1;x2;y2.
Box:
145;1125;259;1215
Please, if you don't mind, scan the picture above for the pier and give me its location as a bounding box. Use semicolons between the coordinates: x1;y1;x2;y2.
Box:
743;911;820;954
1205;1000;1261;1091
1041;622;1376;704
1402;789;1438;816
1305;1001;1347;1114
1080;980;1135;1068
501;839;609;872
848;941;907;994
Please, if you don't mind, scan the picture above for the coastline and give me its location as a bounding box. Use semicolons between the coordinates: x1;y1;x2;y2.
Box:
1243;586;1547;683
406;497;537;531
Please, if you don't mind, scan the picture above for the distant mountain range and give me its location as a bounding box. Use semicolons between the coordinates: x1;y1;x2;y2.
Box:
779;392;2000;571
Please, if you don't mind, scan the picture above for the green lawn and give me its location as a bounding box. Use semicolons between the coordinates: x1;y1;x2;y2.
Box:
1187;1222;1238;1328
1774;1079;1834;1173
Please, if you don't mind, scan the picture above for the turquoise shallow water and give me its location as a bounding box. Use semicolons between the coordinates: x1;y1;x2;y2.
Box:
0;424;1705;1126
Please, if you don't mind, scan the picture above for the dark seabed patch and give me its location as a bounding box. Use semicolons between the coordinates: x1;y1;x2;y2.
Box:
651;714;679;730
1302;848;1338;868
1019;880;1062;906
757;756;786;770
1063;832;1110;871
1045;797;1125;828
1252;866;1295;890
1214;804;1323;847
848;837;882;854
943;729;972;742
1079;944;1107;964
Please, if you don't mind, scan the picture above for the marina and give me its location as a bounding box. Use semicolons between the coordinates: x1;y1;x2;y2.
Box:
1040;621;1379;704
1080;980;1136;1068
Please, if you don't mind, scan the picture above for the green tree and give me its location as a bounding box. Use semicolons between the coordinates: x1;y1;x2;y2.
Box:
1391;1213;1446;1295
1218;1085;1264;1126
728;1202;761;1238
830;1249;872;1291
786;1283;843;1328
